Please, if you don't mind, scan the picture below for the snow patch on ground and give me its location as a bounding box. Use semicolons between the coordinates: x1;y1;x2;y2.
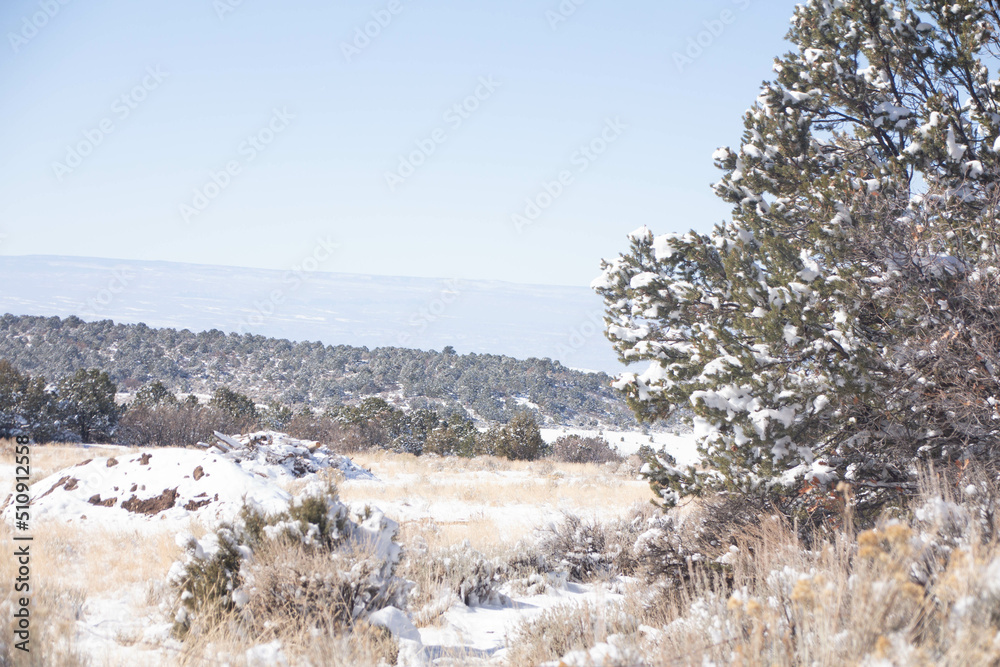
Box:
419;581;625;662
72;583;180;665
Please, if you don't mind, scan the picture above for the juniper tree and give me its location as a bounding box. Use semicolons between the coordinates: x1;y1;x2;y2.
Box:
209;386;259;430
494;412;547;461
132;380;178;409
423;414;479;457
57;368;119;443
0;360;58;441
259;400;294;431
595;0;1000;509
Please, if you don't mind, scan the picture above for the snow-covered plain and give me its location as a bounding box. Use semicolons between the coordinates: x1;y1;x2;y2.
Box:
1;430;697;665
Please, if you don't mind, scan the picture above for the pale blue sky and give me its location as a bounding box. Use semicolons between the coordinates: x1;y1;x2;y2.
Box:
0;0;799;287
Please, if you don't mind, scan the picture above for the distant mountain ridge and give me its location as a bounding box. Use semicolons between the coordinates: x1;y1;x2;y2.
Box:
0;255;619;374
0;314;638;428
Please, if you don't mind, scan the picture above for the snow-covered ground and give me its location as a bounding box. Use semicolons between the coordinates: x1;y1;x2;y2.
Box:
418;581;625;662
1;432;375;532
341;466;648;541
330;442;673;661
1;430;692;665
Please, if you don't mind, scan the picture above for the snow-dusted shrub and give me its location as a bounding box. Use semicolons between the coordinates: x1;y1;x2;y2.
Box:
502;544;556;591
402;540;513;624
170;527;249;633
242;539;408;637
505;601;637;667
442;549;509;607
168;480;406;639
536;513;618;582
636;497;781;591
632;515;700;586
926;466;1000;546
548;434;622;465
619;474;1000;666
877;468;1000;593
595;0;1000;515
530;500;764;587
536;512;645;582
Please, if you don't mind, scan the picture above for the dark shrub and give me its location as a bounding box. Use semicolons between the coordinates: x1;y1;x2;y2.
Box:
116;404;243;447
548;434;622;464
477;412;547;461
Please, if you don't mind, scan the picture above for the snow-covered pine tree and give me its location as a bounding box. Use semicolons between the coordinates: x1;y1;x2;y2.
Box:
595;0;1000;510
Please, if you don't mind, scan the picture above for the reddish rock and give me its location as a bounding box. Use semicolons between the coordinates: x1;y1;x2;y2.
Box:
87;494;117;507
121;488;178;515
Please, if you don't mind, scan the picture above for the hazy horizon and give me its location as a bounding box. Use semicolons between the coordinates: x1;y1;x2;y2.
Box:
0;254;623;373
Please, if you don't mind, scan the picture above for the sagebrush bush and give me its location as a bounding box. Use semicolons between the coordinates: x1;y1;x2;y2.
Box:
536;513;631;582
243;539;408;637
535;509;659;582
505;601;637;667
168;479;406;642
401;541;512;624
548;434;622;464
612;469;1000;666
531;498;771;589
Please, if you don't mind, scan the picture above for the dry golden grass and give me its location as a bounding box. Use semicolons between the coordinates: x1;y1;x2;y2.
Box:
560;486;1000;667
0;521;89;666
339;451;654;552
0;520;187;665
0;440;183;664
396;516;511;553
170;607;394;667
33;521;181;597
